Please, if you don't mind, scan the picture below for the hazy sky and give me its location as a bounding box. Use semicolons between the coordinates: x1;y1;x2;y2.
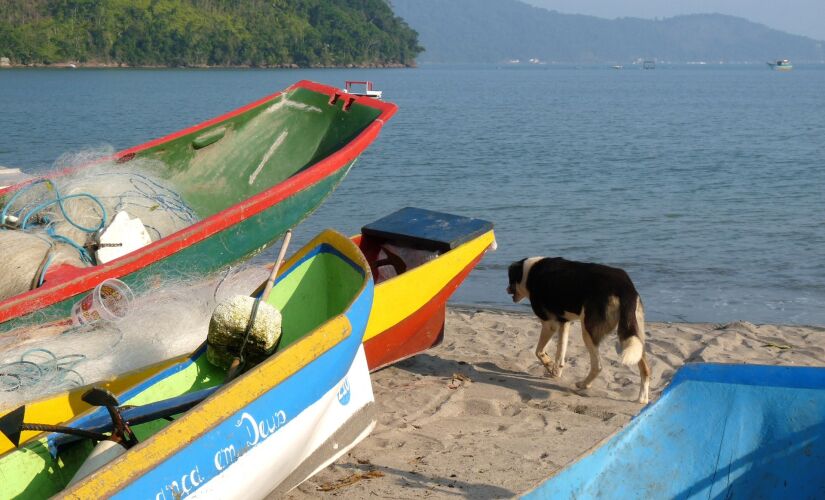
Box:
524;0;825;41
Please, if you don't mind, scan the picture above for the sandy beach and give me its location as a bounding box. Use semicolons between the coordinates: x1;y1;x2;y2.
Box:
286;307;825;499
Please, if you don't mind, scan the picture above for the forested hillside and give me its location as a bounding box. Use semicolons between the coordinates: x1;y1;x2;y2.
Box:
0;0;422;67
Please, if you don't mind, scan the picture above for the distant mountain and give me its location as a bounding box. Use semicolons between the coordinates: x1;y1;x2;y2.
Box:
390;0;825;64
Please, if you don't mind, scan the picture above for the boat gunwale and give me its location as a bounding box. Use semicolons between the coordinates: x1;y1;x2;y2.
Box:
0;81;396;325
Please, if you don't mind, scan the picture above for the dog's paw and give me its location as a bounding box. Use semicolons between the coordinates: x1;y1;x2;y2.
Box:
575;380;592;390
540;359;561;378
637;395;649;405
546;363;564;378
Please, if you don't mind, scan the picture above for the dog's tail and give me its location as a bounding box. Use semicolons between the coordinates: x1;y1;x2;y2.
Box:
618;294;646;366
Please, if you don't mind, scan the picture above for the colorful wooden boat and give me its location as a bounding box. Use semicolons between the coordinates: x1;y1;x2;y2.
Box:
0;80;396;334
523;363;825;499
353;207;496;371
0;229;375;498
0;207;494;447
0;208;494;413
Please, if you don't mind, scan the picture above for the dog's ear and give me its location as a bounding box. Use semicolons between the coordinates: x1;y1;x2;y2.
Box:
508;259;526;285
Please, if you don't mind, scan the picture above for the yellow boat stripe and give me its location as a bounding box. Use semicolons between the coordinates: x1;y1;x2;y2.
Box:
363;231;494;342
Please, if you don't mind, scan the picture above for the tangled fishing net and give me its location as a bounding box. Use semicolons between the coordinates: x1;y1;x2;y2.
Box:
0;264;270;406
0;146;199;301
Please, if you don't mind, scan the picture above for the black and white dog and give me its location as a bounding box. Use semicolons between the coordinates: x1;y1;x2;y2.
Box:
507;257;650;404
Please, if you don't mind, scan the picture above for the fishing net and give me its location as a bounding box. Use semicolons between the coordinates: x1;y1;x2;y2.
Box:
0;146;276;407
0;147;199;302
0;264;270;406
0;231;86;302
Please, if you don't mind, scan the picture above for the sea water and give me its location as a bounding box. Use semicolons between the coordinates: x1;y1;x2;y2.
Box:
1;65;823;325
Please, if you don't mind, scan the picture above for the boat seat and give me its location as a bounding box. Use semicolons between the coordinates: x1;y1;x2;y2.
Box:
361;207;493;253
371;246;407;275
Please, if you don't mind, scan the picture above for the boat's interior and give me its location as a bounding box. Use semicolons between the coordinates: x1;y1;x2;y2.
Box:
143;86;383;217
527;364;825;499
0;240;365;499
354;207;495;284
357;234;442;284
0;85;383;219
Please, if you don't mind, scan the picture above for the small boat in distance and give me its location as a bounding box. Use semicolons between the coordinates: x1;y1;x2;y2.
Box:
768;59;793;71
611;65;623;70
343;80;383;99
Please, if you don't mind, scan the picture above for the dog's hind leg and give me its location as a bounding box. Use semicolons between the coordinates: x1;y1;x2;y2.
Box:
637;352;651;404
575;327;602;390
550;321;571;378
536;320;560;376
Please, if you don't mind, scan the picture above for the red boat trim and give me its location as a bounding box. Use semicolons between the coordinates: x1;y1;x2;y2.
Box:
365;252;486;371
0;81;397;323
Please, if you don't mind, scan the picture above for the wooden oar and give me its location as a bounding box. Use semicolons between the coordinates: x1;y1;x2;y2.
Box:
224;229;292;382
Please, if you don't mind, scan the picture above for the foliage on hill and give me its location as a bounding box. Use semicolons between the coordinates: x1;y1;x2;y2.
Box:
392;0;825;64
0;0;422;67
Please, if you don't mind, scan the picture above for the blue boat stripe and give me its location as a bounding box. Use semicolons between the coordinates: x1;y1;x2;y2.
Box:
114;297;370;499
47;345;208;456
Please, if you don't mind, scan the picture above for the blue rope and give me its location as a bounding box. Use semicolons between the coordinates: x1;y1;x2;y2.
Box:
1;178;107;267
16;179;108;233
1;172;197;277
114;174;197;225
46;225;94;264
38;253;55;286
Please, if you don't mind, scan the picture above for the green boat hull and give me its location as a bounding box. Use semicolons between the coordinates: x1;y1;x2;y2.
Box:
0;81;396;333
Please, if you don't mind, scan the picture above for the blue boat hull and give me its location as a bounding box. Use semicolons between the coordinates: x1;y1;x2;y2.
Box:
524;363;825;499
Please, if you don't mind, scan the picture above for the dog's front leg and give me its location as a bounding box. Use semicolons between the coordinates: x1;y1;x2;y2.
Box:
550;322;570;378
536;320;559;376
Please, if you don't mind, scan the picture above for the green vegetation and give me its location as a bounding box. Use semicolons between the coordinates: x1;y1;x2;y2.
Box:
0;0;422;67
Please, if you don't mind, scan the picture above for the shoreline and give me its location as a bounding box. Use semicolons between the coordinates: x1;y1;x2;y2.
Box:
448;303;825;329
0;61;413;70
285;306;824;498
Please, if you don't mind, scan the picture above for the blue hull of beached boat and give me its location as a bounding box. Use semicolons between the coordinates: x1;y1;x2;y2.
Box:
523;363;825;499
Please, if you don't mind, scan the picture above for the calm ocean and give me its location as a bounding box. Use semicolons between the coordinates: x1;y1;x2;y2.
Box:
1;65;823;325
